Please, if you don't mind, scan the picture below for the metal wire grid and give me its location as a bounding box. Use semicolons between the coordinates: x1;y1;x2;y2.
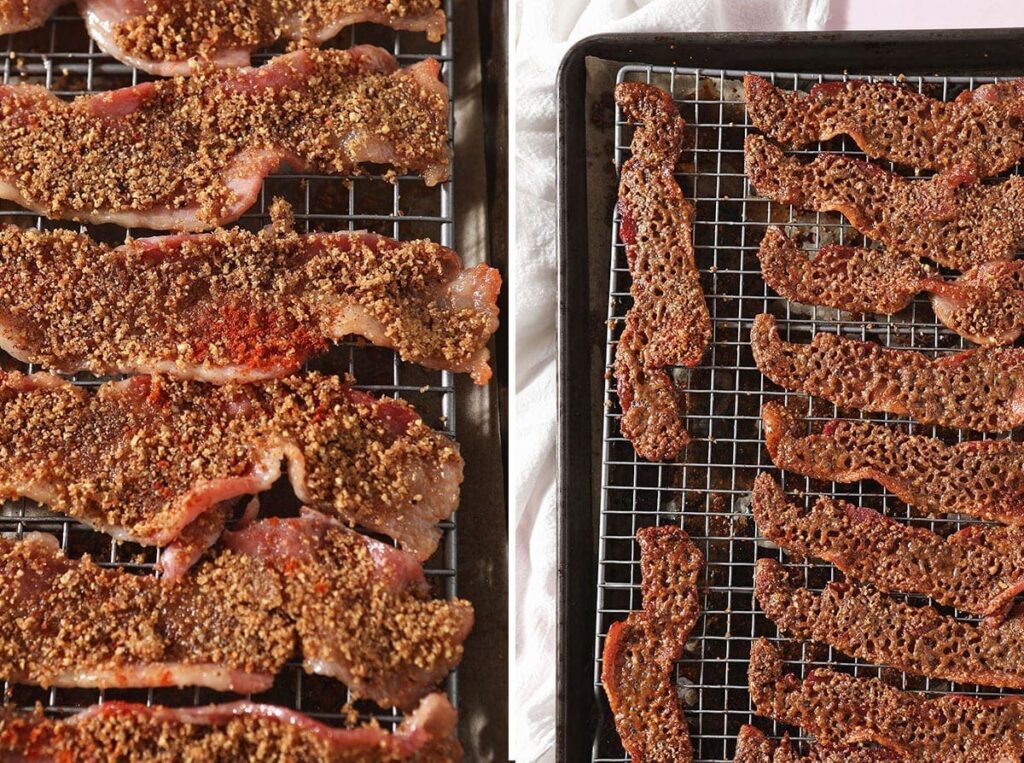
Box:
0;0;458;736
593;64;1024;761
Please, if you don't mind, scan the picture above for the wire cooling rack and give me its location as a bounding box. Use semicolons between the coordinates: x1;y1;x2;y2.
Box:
0;0;458;734
594;64;1024;761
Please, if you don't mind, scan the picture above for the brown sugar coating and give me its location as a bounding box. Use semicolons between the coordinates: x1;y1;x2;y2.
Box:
0;47;450;230
0;513;472;709
734;725;897;763
224;511;474;709
751;473;1024;621
758;226;926;315
613;82;710;461
0;0;60;33
0;694;462;762
744;134;1024;271
756;557;1024;689
761;402;1024;525
0;209;500;385
744;74;1024;177
0;370;462;559
758;227;1024;346
102;0;447;66
0;533;292;692
751;313;1024;431
601;525;704;763
749;638;1024;761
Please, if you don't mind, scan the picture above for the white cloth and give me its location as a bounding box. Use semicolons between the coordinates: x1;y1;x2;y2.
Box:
511;2;830;761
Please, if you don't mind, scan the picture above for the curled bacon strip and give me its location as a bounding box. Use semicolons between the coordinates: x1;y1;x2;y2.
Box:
745;74;1024;177
759;227;1024;346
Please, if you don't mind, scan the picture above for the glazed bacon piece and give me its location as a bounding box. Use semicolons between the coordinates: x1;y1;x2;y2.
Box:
0;0;61;33
613;82;711;462
761;402;1024;525
734;725;897;763
759;227;1024;345
751;313;1024;431
0;694;461;761
224;509;474;709
81;0;447;76
0;209;500;385
745;134;1024;271
744;74;1024;178
751;473;1024;621
601;525;704;762
756;558;1024;689
0;370;462;559
749;638;1024;761
0;512;473;708
0;46;450;230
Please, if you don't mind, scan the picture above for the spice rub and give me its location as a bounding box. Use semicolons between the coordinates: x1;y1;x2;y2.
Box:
761;402;1024;525
0;512;472;708
0;370;463;559
749;639;1024;761
745;134;1024;271
601;525;704;762
734;725;897;763
744;74;1024;177
0;46;450;230
0;211;500;385
82;0;447;76
613;82;711;461
751;313;1024;431
0;694;462;761
752;473;1024;621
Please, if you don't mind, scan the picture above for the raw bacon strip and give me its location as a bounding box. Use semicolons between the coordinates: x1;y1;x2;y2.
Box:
0;46;450;231
761;401;1024;525
756;557;1024;689
744;74;1024;178
0;208;500;385
759;227;1024;345
224;509;474;710
749;638;1024;762
0;370;462;559
0;531;292;694
601;525;704;763
0;512;472;708
0;0;60;33
82;0;447;76
744;134;1024;271
734;725;897;763
613;82;711;461
0;694;461;761
750;313;1024;431
751;473;1024;621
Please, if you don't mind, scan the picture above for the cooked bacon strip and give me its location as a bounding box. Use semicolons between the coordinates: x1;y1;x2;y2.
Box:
744;74;1024;178
734;725;897;763
613;82;710;461
0;694;461;761
601;525;703;762
0;47;449;231
761;401;1024;525
756;557;1024;689
0;370;462;559
749;638;1024;761
759;227;1024;345
81;0;446;76
751;473;1024;621
744;134;1024;271
0;0;60;33
0;211;499;385
0;512;472;708
224;509;473;709
751;313;1024;431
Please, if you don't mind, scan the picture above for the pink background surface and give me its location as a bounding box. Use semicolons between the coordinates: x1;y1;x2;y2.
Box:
826;0;1024;29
